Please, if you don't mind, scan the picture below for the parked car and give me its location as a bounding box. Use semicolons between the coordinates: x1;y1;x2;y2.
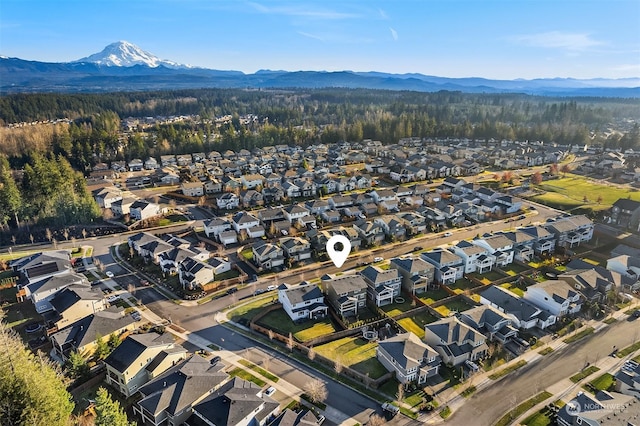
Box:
105;271;114;278
131;311;142;321
382;403;399;416
373;257;384;262
266;285;278;292
107;295;120;303
264;386;276;397
443;231;453;237
316;415;325;425
226;287;238;295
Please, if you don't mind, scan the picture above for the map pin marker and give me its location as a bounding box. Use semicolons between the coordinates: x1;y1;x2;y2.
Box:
326;235;351;268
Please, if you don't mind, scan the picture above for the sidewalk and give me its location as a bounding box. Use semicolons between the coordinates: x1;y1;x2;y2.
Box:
420;301;640;424
101;245;360;426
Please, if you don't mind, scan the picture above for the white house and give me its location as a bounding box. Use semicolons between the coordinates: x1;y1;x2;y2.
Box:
480;286;556;330
216;193;240;210
232;212;260;233
181;182;204;197
277;282;328;322
523;280;582;317
472;234;514;268
203;218;232;239
377;333;441;385
130;200;162;221
452;241;494;274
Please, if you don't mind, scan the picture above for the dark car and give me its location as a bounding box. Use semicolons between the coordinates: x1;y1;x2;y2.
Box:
633;310;640;318
413;246;423;252
210;355;222;365
226;287;238;295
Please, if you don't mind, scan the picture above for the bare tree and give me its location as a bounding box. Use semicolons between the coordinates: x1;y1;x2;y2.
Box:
45;228;52;243
287;332;294;352
94;259;105;273
304;379;328;404
334;356;344;375
63;228;70;241
71;236;76;249
262;356;270;372
396;382;405;404
368;414;386;426
52;239;58;249
29;234;34;244
103;208;114;221
81;229;87;239
308;346;316;361
11;235;16;245
128;283;136;296
267;329;274;340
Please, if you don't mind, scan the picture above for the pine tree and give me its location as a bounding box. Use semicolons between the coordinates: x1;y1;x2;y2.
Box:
94;387;135;426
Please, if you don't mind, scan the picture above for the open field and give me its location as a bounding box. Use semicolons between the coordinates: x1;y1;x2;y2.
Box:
531;174;640;211
314;336;387;379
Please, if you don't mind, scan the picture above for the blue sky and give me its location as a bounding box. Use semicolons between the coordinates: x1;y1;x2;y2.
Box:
2;0;639;79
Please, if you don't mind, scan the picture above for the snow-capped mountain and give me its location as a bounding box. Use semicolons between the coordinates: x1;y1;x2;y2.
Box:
74;41;190;68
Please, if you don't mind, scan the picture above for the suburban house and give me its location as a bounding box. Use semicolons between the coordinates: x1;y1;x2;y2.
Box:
158;248;198;275
458;305;518;344
209;257;231;276
520;225;556;255
472;234;514;268
188;377;280;426
22;271;89;313
133;355;229;426
94;186;123;209
178;257;215;290
322;274;368;318
252;242;285;270
219;230;238;246
105;332;187;398
216;193;240;210
353;220;385;245
377;333;441;385
424;316;488;366
615;362;640;397
479;286;556;330
283;205;311;224
232;212;260;233
523;280;582;317
241;173;265;189
452;241;494;274
501;230;536;262
606;255;640;289
559;267;625;302
390;257;435;294
421;249;464;285
50;307;137;363
130;200;163;221
47;286;107;330
610;198;640;231
278;282;328;322
181;182;204;197
360;265;402;307
545;215;594;249
12;250;72;283
279;237;312;262
556;390;637;426
203;218;232;239
111;197;137;217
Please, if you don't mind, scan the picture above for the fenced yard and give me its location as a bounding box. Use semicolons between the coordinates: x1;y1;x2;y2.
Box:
448;278;481;295
228;296;274;324
379;297;417;317
434;299;474;317
257;310;338;342
502;263;530;276
397;311;438;337
418;288;450;305
314;336;388;379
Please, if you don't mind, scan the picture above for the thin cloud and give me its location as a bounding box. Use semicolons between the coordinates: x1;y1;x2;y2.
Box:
611;63;640;73
389;27;398;41
298;31;324;42
379;8;389;20
247;2;358;20
512;31;604;51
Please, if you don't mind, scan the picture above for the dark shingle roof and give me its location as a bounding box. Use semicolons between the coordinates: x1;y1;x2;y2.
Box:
104;332;174;373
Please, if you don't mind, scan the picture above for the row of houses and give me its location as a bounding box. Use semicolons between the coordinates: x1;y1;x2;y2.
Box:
94;186;165;220
127;232;230;290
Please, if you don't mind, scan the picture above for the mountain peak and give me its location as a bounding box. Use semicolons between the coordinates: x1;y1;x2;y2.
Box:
74;41;190;69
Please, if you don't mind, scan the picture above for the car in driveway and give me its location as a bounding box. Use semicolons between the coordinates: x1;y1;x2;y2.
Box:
264;386;276;397
131;311;142;321
107;294;120;304
105;271;114;278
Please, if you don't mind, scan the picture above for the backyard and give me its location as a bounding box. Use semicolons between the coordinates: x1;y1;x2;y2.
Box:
257;309;338;342
470;270;506;285
500;281;527;297
314;336;388;379
418;288;450;305
397;311;438;337
379;297;418;317
448;278;481;295
433;298;474;317
502;263;531;276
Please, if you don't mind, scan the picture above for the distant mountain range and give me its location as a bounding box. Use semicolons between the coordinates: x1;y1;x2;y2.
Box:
2;41;639;97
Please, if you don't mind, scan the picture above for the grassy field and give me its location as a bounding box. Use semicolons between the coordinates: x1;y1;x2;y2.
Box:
563;327;595;344
228;367;266;387
586;373;615;393
434;299;474;317
489;360;527;380
257;309;337;342
570;365;600;383
531;174;640;212
397;311;438;336
314;337;387;379
227;296;274;323
539;347;554;356
0;249;42;262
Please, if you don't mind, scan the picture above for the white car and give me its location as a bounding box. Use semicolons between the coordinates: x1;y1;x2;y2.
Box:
264;386;276;397
266;285;278;292
443;232;453;237
106;295;120;304
373;257;384;262
105;271;114;278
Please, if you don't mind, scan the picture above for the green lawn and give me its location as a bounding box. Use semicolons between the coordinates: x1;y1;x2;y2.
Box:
563;327;595;344
586;373;615;393
531;174;640;211
539;347;554;356
434;299;474;317
500;282;525;297
502;263;530;276
228;367;266;387
488;360;527;380
238;359;279;382
380;297;417;317
603;317;617;324
418;288;450;305
448;278;480;295
257;309;337;342
314;337;388;379
214;269;240;281
0;249;41;262
617;341;640;358
570;365;600;383
397;311;438;337
227;296;274;323
495;391;553;426
240;248;253;261
523;408;553;426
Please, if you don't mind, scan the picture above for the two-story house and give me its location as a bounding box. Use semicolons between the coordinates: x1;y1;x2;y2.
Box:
283;205;311;224
479;286;556;330
545;215;594;249
500;230;536;263
472;234;514;268
252;242;285;270
203;218;232;239
322;274;368;318
22;271;89;313
424;317;488;366
520;225;556;255
421;249;464;285
181;181;204;197
452;241;494;274
233;211;260;233
178;257;215;290
523;280;582;317
105;333;187;398
458;305;518;344
130;200;162;221
360;265;402;307
390;257;435;294
216;193;240;210
352;220;385;245
278;282;328;322
48;286;107;331
279;237;312;262
377;333;441;385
